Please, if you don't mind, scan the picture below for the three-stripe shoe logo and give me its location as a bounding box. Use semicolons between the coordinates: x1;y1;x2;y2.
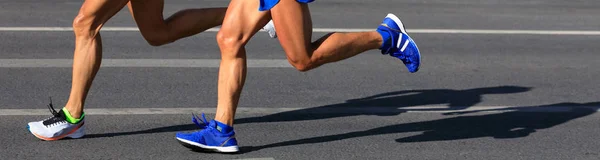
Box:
398;34;410;52
380;23;411;53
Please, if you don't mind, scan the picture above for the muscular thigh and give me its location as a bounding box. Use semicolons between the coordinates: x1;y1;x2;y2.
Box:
270;0;313;59
76;0;130;27
127;0;167;33
220;0;271;43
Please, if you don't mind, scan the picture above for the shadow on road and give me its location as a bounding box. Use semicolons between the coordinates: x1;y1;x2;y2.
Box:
87;86;530;139
83;85;597;154
239;101;598;153
236;85;531;124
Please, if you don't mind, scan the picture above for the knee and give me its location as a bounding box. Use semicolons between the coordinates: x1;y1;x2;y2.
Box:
138;26;173;46
142;33;172;46
216;30;246;49
216;30;248;58
72;14;98;38
287;57;313;72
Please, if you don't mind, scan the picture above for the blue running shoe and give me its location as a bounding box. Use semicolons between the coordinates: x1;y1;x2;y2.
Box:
176;113;239;153
377;13;421;73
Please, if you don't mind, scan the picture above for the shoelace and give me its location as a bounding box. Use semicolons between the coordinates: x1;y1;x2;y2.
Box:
42;97;67;127
191;113;209;129
46;97;59;117
190;113;218;139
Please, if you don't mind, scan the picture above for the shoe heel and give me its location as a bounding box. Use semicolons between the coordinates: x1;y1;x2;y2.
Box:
67;125;85;139
263;20;277;38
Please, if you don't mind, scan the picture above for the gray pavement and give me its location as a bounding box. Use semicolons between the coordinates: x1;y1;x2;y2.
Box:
4;112;600;159
1;0;600;159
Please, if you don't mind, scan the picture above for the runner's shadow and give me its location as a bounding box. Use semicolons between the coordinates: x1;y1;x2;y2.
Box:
84;86;530;139
238;102;599;153
236;85;531;124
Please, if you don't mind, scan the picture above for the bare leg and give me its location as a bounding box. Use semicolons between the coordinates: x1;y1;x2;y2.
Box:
215;0;271;125
64;0;131;118
127;0;227;46
213;0;383;125
66;0;229;118
270;0;382;71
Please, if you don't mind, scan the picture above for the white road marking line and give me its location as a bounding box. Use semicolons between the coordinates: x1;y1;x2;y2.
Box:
0;59;292;68
1;27;600;35
230;158;275;160
1;106;598;116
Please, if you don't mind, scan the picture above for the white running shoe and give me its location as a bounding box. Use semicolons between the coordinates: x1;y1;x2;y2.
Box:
262;20;277;38
27;102;84;141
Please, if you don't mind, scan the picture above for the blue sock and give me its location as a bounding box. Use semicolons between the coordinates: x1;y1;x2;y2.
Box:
376;27;392;53
214;120;234;133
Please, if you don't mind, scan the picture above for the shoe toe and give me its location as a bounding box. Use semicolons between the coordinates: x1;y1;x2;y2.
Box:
407;63;420;73
27;121;43;131
176;132;202;142
176;132;192;139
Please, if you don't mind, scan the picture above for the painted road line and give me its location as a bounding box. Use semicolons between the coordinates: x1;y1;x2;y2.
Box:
230;158;275;160
1;27;600;35
0;59;292;68
1;106;599;116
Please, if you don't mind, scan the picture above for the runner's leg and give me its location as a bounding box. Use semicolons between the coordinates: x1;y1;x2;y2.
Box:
214;0;271;125
126;0;227;46
65;0;132;118
270;0;382;71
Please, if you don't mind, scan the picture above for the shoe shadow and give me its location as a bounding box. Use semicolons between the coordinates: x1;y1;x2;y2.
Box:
84;124;197;139
85;85;530;139
238;102;599;153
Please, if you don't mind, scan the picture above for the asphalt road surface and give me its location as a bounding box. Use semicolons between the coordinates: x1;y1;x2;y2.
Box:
1;0;599;159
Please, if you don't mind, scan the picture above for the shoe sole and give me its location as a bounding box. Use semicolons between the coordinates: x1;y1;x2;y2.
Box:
176;137;239;153
386;13;421;72
28;123;84;141
406;37;421;73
